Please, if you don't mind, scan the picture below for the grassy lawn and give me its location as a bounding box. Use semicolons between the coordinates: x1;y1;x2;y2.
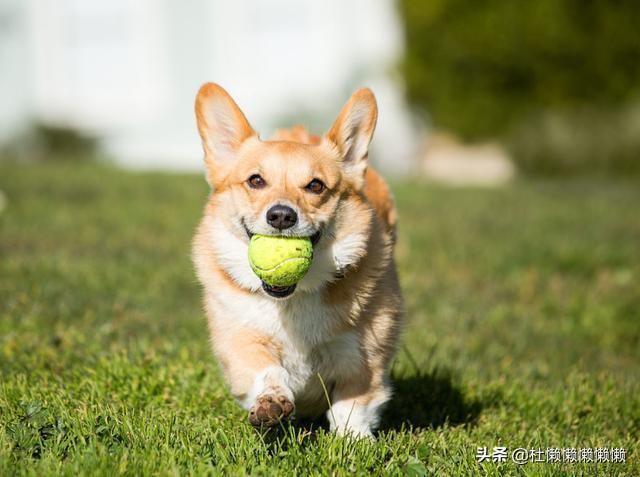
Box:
1;161;639;475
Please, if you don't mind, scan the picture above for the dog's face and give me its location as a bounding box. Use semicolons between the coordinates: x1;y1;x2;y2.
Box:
215;138;342;243
195;84;377;298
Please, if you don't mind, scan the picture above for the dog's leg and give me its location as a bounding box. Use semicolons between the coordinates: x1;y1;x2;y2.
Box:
244;365;295;427
213;328;294;427
326;378;391;438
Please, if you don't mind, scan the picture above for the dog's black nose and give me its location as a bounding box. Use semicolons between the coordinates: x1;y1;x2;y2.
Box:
266;205;297;230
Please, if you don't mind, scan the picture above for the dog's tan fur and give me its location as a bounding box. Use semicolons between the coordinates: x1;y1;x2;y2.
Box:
192;83;403;436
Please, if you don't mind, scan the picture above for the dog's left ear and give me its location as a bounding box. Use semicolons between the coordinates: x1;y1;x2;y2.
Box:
326;88;378;187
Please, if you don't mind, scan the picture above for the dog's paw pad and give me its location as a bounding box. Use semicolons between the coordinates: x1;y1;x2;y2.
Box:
248;394;294;427
276;395;294;416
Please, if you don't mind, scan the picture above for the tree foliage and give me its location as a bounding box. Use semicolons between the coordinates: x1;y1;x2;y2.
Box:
399;0;640;140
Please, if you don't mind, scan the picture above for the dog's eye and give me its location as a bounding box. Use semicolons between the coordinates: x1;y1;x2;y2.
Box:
247;174;266;189
305;179;325;194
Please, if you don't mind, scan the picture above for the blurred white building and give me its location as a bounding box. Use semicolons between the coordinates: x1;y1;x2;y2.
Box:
0;0;420;174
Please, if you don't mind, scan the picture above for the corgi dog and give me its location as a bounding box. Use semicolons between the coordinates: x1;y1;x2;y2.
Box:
192;83;403;437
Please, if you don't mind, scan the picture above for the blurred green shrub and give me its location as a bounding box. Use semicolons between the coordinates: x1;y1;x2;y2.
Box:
399;0;640;174
1;123;99;162
509;103;640;175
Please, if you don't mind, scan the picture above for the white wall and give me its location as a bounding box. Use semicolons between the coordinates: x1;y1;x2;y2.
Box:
1;0;421;174
0;0;31;142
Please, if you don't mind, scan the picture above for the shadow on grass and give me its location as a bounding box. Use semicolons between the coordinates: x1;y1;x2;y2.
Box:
258;367;482;447
379;368;483;432
255;354;482;447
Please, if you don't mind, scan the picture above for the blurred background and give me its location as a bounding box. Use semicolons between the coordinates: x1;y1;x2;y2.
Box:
1;0;639;179
0;0;418;174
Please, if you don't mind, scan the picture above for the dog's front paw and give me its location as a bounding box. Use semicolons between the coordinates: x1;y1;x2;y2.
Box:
248;394;295;427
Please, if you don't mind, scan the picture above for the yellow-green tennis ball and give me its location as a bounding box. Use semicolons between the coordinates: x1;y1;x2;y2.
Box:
248;235;313;287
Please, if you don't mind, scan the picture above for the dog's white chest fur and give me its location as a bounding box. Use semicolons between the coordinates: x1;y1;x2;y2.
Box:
224;290;361;413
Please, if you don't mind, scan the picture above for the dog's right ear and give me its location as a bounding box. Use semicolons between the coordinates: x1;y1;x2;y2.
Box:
195;83;256;181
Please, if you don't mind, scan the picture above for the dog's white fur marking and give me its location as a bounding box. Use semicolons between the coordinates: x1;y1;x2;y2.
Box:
208;217;262;291
331;233;369;276
243;365;294;410
328;389;390;438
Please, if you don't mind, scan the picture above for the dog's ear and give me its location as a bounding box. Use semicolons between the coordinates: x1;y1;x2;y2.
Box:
326;88;378;187
195;83;256;181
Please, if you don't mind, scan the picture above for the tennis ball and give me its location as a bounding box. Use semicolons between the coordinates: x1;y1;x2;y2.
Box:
248;235;313;287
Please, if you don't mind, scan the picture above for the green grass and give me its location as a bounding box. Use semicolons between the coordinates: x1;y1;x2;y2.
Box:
1;162;639;476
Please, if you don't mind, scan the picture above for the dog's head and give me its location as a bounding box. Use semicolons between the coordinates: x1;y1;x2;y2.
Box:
195;83;377;299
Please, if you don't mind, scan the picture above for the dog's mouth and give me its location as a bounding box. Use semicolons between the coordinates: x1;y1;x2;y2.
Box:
261;282;296;298
310;230;321;246
242;219;320;299
242;220;322;246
